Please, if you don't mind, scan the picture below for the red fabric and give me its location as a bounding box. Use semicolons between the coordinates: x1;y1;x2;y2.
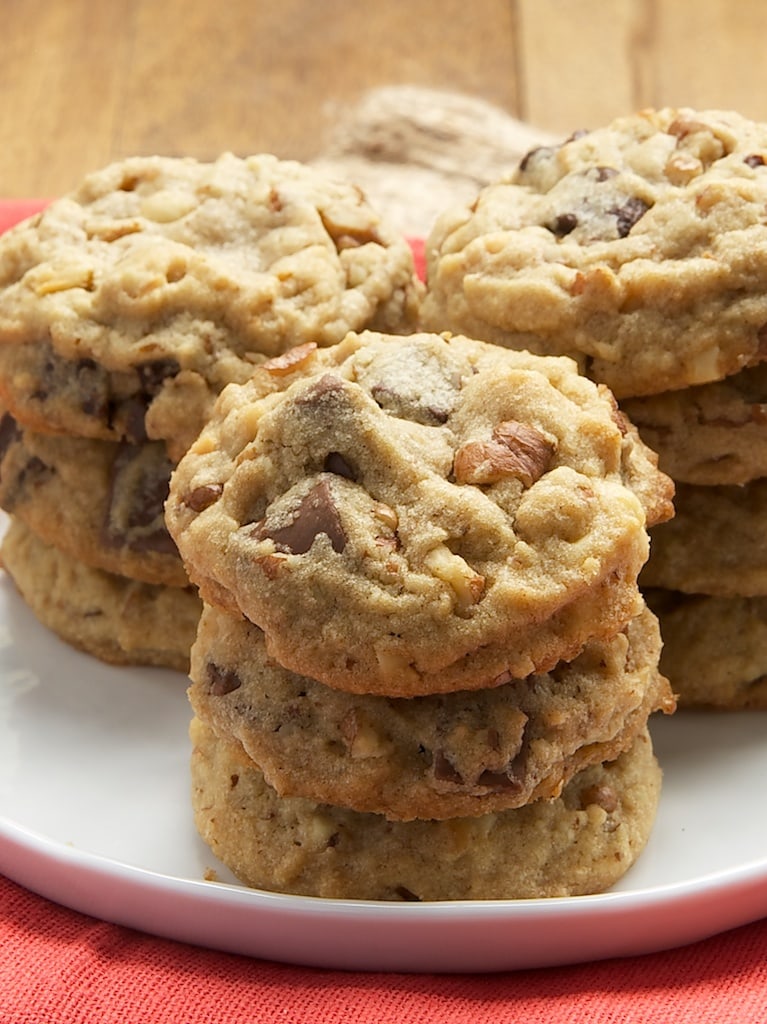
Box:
1;198;765;1018
1;875;767;1023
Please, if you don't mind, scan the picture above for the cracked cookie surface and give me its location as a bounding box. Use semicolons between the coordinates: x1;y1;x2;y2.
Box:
189;602;673;821
167;330;671;696
0;153;420;459
421;107;767;399
190;717;661;900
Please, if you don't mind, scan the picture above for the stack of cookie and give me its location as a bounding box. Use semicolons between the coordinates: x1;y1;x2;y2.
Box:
420;105;767;710
0;152;421;670
166;329;675;901
625;369;767;709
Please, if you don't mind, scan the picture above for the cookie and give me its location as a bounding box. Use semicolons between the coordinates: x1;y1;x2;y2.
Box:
641;479;767;597
190;717;661;901
645;589;767;709
421;107;767;399
189;602;673;821
1;516;200;670
167;329;672;696
0;411;185;587
0;153;421;460
622;363;767;486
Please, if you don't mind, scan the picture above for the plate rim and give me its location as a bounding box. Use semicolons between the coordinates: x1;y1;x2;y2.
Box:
3;813;767;973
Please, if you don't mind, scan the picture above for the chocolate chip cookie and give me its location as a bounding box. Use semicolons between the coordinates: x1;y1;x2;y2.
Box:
1;517;200;670
190;717;661;900
623;363;767;486
421;107;767;399
0;153;421;460
0;411;185;586
189;602;673;821
645;588;767;709
167;329;672;696
641;479;767;596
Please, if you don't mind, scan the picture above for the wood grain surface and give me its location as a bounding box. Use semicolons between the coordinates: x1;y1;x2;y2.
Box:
1;0;766;198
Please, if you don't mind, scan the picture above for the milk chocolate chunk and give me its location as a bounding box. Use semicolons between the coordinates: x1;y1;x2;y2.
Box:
256;479;347;555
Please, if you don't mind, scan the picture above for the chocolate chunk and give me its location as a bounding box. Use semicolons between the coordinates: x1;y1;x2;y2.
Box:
324;452;356;479
76;359;109;419
550;213;578;237
394;886;421;902
103;443;177;554
579;783;618;813
294;373;346;407
119;396;150;443
611;197;650;237
518;145;556;173
0;413;21;467
136;358;180;396
475;769;525;794
185;483;223;512
254;479;347;554
432;751;464;785
371;383;450;425
207;662;243;695
745;154;766;168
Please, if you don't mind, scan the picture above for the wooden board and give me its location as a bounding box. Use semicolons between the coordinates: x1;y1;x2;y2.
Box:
1;0;766;197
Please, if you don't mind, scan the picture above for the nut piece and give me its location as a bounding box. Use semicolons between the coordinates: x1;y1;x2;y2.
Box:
339;708;392;759
453;420;555;487
424;544;485;611
261;342;317;377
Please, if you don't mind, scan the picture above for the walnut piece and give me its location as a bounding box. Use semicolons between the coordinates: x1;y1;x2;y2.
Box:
453;420;555;487
424;544;485;611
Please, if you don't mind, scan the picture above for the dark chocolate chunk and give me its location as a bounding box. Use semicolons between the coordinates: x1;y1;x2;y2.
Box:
185;483;223;512
550;212;578;237
432;751;464;785
254;478;347;555
136;358;180;396
294;373;346;408
324;452;356;479
207;662;243;696
103;442;177;554
475;768;525;794
611;197;650;237
76;358;109;419
0;413;21;466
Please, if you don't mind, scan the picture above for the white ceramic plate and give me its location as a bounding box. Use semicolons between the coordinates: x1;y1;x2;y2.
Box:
1;576;766;973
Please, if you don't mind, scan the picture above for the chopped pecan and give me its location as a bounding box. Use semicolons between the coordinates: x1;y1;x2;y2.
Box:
261;342;317;377
453;420;555;487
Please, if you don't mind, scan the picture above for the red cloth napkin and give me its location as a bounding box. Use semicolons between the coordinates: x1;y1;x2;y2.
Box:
1;199;766;1021
2;874;767;1023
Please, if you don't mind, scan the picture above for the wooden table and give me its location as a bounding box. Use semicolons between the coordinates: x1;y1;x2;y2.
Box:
2;0;766;198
